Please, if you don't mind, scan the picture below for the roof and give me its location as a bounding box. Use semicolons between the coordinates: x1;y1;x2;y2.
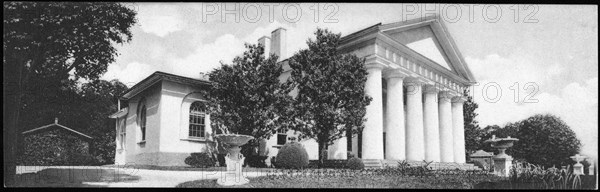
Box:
120;71;212;100
22;118;93;140
470;150;494;157
108;107;128;119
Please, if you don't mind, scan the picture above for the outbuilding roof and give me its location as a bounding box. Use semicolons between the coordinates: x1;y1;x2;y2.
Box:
21;118;93;140
470;150;494;157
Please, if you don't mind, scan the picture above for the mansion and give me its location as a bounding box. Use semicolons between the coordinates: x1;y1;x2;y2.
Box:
109;16;476;166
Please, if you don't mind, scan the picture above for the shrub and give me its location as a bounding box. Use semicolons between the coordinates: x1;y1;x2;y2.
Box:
347;151;355;158
346;157;364;170
71;153;97;165
473;160;490;171
308;160;347;169
270;156;277;168
275;142;309;169
184;152;215;168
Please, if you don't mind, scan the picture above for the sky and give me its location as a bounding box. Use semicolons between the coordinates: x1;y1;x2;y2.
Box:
101;3;598;160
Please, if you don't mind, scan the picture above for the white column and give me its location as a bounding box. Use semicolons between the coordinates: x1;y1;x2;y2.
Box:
362;63;385;160
423;85;441;162
438;91;454;162
328;137;348;159
405;78;425;161
384;71;407;160
452;96;467;163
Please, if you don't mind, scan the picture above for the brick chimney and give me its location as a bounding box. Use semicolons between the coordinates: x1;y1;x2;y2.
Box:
258;36;271;59
270;27;287;61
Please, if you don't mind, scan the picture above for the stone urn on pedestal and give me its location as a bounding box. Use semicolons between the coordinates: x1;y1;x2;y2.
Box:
484;135;519;177
570;154;586;176
214;134;254;186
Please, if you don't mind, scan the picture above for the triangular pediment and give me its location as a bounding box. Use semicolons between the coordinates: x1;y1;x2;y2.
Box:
387;26;453;71
379;16;475;83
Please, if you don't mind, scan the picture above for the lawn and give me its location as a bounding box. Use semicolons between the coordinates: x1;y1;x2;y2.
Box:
176;169;506;188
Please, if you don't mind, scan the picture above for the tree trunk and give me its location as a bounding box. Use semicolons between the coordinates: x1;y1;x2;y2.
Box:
318;141;327;168
4;58;23;186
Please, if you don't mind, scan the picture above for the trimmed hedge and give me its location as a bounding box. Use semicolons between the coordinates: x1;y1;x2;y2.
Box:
346;157;364;170
308;160;347;169
275;142;309;169
184;152;215;168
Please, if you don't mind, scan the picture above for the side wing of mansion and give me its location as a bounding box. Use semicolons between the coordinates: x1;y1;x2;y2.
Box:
109;16;476;166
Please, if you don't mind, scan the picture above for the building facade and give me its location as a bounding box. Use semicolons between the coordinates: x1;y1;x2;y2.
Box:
110;16;476;166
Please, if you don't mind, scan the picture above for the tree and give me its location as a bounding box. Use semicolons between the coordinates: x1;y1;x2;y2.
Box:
4;2;136;185
479;124;501;152
287;28;372;164
463;88;483;155
483;114;582;168
77;80;129;164
512;114;581;168
16;79;128;165
206;43;293;158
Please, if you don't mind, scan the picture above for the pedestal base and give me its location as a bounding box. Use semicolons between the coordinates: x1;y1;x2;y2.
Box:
216;173;250;186
493;156;512;177
573;163;584;175
217;151;249;186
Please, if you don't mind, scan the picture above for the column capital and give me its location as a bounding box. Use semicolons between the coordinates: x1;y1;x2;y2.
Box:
438;91;454;102
383;69;409;79
365;62;387;70
452;96;467;103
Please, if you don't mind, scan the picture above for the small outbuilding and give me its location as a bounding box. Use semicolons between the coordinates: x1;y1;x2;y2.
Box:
19;118;94;165
470;150;494;171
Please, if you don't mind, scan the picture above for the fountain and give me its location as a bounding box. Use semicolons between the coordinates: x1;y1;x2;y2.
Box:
484;135;519;177
570;154;586;176
214;134;254;186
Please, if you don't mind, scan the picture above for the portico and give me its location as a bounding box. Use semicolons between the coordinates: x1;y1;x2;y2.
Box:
335;16;476;163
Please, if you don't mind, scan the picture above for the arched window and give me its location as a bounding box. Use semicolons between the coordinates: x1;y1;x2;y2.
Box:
189;101;206;138
138;97;147;142
140;105;147;141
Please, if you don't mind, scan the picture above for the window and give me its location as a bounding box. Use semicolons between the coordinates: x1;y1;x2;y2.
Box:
276;128;287;145
189;101;206;138
140;106;146;141
119;118;127;149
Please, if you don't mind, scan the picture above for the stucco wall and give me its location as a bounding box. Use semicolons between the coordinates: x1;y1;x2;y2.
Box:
123;83;162;165
114;117;127;165
158;81;211;156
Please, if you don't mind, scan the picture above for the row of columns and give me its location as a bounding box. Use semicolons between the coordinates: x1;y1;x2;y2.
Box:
356;64;466;163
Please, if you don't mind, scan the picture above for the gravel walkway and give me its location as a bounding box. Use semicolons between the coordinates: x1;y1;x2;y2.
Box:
16;166;276;187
